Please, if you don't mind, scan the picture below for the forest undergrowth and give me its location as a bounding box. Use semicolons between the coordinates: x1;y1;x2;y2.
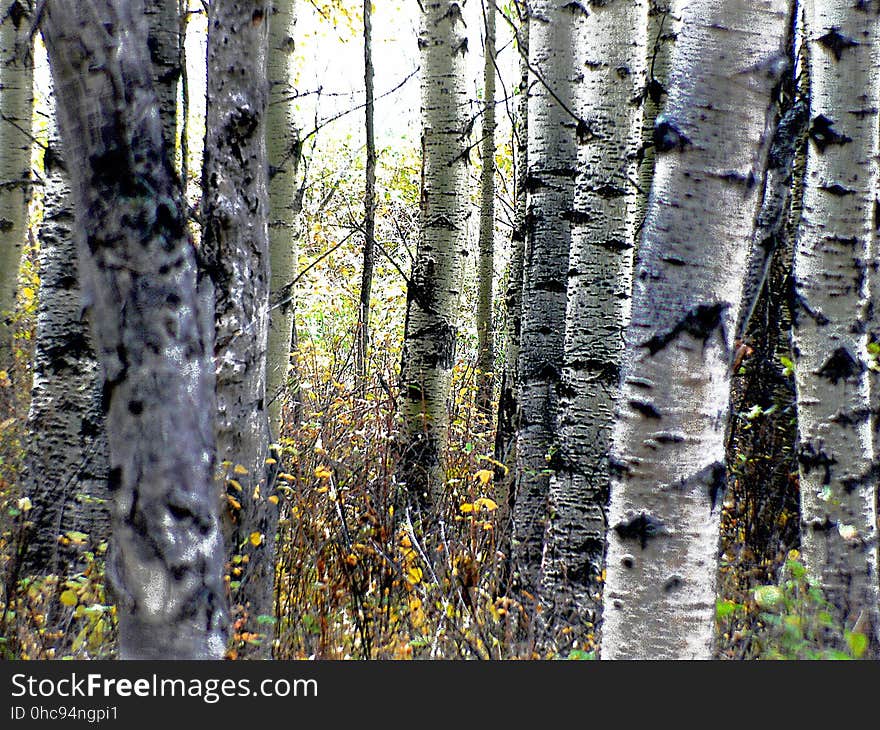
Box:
0;225;865;661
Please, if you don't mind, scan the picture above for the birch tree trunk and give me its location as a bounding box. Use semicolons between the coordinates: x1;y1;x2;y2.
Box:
144;0;181;157
201;0;278;659
22;95;110;578
792;0;880;650
0;0;32;357
600;0;791;660
538;0;646;656
398;0;470;509
494;2;528;559
635;0;678;236
510;0;578;604
266;0;301;435
475;0;496;413
356;0;375;384
24;0;183;581
42;0;228;659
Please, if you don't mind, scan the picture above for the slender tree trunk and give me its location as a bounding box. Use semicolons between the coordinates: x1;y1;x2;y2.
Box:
510;0;579;608
144;0;181;157
22;95;110;578
475;0;496;413
266;0;301;436
792;0;880;651
538;0;646;656
600;0;791;660
0;0;33;358
355;0;375;384
494;1;528;566
635;0;678;237
42;0;228;659
201;0;278;659
398;0;470;509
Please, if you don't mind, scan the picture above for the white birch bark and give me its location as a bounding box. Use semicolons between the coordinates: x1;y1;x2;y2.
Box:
42;0;228;659
0;0;32;356
399;0;470;508
600;0;791;660
201;0;278;658
510;0;578;602
22;94;110;578
267;0;300;435
793;0;880;648
475;0;496;412
495;4;528;544
538;0;646;655
635;0;678;235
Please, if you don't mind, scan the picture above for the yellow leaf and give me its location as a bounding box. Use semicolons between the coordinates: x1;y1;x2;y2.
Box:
314;464;333;479
268;495;279;505
474;469;494;486
278;473;296;483
473;497;498;512
459;502;475;514
406;566;423;585
233;464;249;475
265;458;277;465
226;496;241;511
227;479;243;492
249;532;264;547
60;590;78;607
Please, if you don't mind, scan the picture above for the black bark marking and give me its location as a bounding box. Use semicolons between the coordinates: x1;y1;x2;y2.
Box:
608;454;631;477
816;347;862;384
820;184;855;197
628;400;662;419
808;114;852;153
646;77;666;105
593;183;627;199
562;208;593;225
534;279;567;294
653;115;691;153
614;512;667;549
806;516;835;532
641;302;729;355
798;442;836;485
663;575;683;593
576;119;598;143
817;27;859;61
792;293;830;326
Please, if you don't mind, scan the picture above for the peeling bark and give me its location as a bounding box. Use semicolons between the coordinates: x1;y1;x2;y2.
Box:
201;0;278;659
793;0;880;652
42;0;228;659
399;0;470;509
600;0;792;659
538;0;647;656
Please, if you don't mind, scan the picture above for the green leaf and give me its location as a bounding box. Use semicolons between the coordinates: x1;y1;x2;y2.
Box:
846;631;868;659
566;649;595;660
256;614;277;625
754;585;784;611
716;599;737;620
785;559;805;579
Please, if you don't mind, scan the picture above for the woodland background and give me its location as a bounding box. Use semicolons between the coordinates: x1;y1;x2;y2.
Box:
0;0;875;660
